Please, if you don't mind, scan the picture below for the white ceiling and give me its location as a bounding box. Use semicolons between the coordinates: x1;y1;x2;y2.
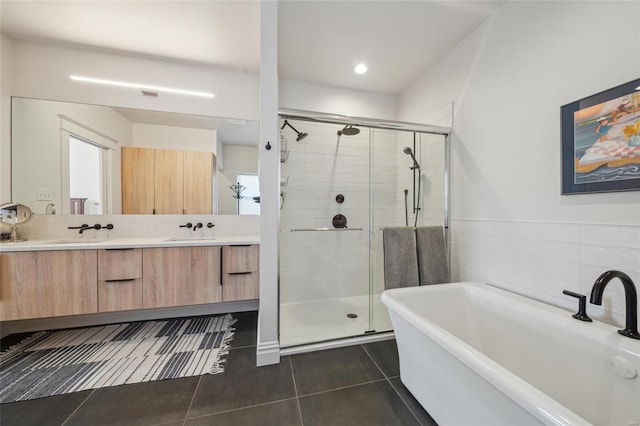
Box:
278;1;504;94
1;0;261;71
2;1;504;147
1;0;504;95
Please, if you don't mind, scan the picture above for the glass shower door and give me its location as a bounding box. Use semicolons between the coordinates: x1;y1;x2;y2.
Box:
369;129;447;333
279;118;372;347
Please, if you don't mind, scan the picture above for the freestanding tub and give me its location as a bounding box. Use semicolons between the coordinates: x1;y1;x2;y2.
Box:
381;282;640;426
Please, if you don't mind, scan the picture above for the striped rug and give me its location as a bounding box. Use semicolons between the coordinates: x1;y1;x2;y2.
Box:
0;314;235;403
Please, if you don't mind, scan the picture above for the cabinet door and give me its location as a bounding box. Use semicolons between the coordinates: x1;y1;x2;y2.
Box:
122;147;155;214
143;247;221;309
143;247;190;308
99;278;143;312
0;251;98;320
183;151;213;214
190;246;222;304
222;245;259;301
98;248;143;312
154;149;184;214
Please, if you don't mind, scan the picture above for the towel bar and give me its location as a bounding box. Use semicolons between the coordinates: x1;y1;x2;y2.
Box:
290;227;363;232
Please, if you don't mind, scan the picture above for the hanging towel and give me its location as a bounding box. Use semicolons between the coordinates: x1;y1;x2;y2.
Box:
416;226;450;285
383;227;419;289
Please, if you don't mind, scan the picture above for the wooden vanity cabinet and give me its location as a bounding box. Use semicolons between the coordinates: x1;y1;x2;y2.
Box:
0;242;257;321
222;245;259;301
142;246;222;309
0;250;98;321
97;248;143;312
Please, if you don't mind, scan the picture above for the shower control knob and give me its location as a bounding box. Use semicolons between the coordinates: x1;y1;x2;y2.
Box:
332;214;348;228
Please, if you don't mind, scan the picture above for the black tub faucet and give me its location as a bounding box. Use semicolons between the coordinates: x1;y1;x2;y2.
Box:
589;270;640;340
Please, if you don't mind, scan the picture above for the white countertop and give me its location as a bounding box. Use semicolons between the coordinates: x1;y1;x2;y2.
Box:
0;235;260;252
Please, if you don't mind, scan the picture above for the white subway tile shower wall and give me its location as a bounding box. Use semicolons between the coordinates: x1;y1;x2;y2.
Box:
451;219;640;329
280;119;447;304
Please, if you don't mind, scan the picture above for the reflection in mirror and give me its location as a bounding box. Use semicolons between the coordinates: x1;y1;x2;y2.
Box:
0;203;33;242
10;97;259;216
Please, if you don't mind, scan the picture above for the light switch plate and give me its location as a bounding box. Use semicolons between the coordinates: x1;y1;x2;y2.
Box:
36;188;53;201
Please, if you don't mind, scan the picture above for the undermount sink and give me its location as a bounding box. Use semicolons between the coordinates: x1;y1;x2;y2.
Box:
46;239;107;244
165;237;217;242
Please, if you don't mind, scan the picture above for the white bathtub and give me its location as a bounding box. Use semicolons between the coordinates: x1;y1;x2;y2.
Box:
381;282;640;426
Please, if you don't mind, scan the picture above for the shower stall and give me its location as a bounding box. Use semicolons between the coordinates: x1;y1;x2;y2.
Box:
278;110;450;348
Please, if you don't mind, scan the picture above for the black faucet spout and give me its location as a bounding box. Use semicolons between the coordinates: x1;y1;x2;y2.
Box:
590;270;640;339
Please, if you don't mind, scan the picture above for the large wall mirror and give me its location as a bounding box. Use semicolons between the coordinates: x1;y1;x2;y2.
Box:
11;97;259;216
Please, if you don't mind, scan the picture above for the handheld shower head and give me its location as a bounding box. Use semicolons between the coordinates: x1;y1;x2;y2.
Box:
281;120;308;142
403;147;420;169
337;125;360;136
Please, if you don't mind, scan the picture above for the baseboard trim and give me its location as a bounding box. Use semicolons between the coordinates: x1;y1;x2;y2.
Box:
256;340;280;366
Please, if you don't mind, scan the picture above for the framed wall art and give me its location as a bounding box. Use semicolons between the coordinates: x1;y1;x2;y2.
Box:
561;78;640;194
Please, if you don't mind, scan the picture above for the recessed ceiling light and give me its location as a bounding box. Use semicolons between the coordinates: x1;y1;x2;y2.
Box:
354;64;368;75
69;75;215;98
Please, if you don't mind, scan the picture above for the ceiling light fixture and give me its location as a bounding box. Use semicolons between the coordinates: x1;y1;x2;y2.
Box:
69;75;215;98
354;64;368;75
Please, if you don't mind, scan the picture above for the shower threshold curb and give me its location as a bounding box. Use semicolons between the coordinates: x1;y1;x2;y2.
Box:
280;331;395;356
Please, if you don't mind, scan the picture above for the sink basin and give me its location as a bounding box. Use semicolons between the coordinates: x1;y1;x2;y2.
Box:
46;239;107;244
165;237;217;242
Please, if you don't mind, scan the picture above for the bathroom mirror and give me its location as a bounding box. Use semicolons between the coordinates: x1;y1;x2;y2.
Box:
0;202;33;242
10;97;259;216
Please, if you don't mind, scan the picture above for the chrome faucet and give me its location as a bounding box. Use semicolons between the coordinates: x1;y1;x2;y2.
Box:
589;270;640;340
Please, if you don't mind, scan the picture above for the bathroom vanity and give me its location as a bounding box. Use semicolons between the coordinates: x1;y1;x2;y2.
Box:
0;237;259;321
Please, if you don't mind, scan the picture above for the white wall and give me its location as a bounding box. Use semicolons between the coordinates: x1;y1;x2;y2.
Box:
280;78;397;120
218;144;258;215
11;97;131;214
11;40;259;120
1;34;13;204
132;123;217;154
398;1;640;328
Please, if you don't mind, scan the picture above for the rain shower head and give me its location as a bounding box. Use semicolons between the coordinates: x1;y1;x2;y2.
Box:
337;125;360;136
403;146;420;170
281;120;308;142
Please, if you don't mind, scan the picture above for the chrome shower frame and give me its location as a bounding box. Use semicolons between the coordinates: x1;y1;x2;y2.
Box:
278;108;452;351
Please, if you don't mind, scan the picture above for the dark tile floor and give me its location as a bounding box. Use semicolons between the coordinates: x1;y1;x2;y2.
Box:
0;311;437;426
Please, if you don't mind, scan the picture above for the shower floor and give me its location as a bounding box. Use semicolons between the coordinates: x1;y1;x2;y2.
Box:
280;294;393;347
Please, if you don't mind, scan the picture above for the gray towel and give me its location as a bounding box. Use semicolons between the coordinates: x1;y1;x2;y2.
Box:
383;227;419;289
416;226;450;285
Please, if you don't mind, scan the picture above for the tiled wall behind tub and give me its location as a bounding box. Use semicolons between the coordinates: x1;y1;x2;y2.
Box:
280;119;375;304
451;219;640;329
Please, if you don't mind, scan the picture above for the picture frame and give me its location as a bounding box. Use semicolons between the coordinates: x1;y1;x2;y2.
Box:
561;78;640;195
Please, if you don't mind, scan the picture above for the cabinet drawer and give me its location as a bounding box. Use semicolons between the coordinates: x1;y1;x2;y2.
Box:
98;278;143;312
98;248;142;280
222;272;259;301
222;245;258;273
